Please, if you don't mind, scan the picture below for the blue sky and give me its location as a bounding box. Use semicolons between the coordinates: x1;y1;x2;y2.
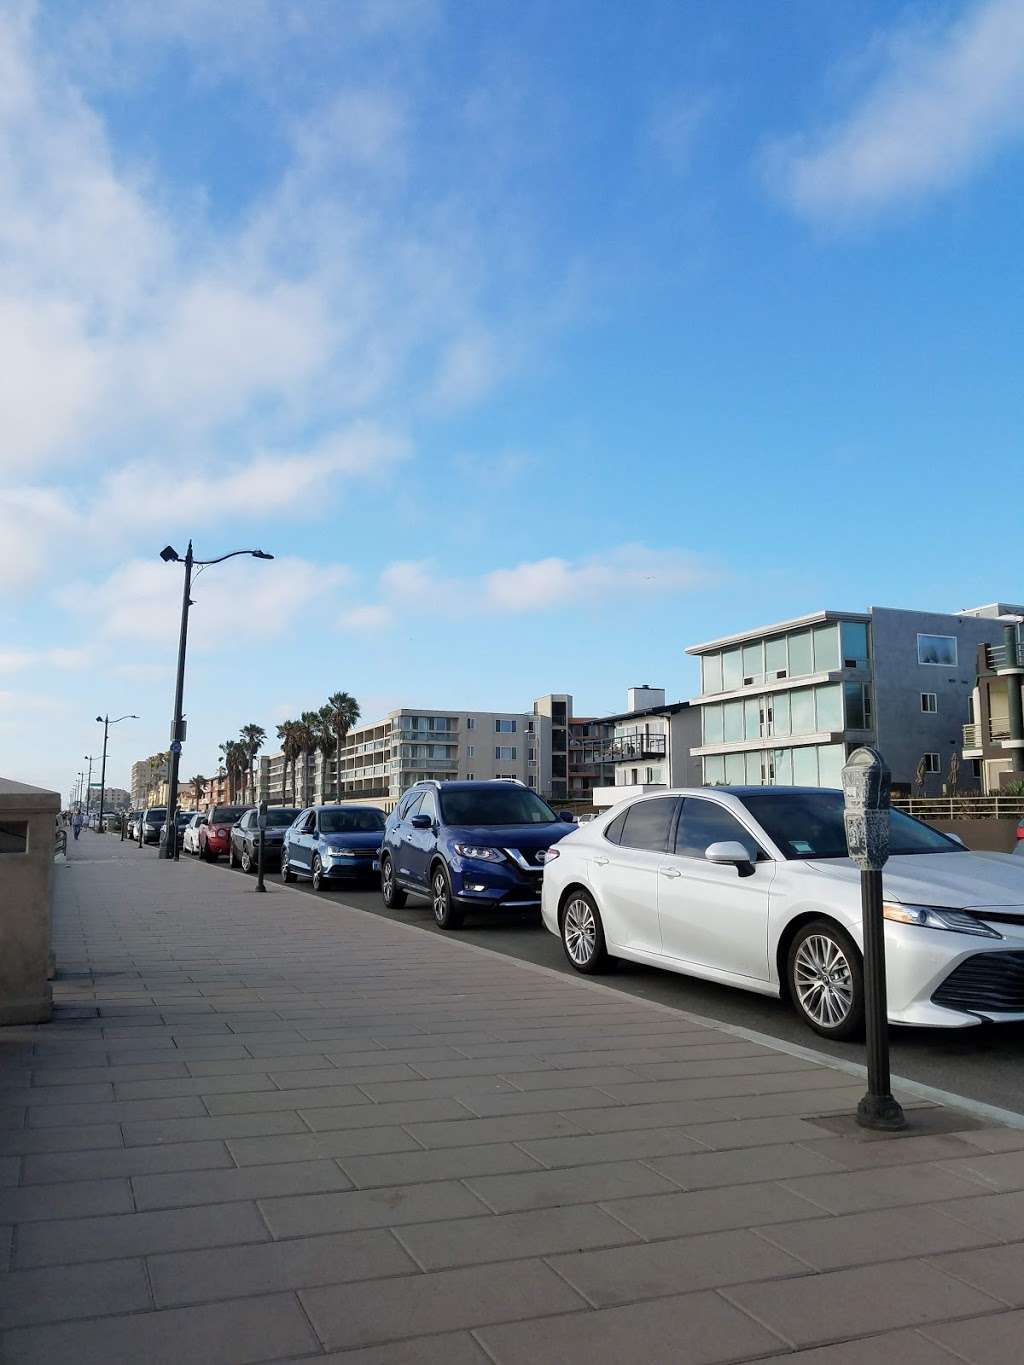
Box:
3;0;1023;798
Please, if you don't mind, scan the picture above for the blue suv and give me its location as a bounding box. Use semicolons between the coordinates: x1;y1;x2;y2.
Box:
380;780;576;929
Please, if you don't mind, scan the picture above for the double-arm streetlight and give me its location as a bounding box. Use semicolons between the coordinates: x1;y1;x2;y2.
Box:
96;714;138;835
83;755;96;819
158;542;273;860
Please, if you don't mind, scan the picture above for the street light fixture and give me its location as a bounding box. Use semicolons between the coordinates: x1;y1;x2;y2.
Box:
159;542;274;860
96;715;138;836
83;755;97;821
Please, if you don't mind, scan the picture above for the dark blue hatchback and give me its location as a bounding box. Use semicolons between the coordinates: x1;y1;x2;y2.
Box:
380;780;576;929
281;805;386;891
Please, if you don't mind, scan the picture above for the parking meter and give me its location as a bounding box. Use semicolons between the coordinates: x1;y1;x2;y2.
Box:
255;800;268;893
842;746;906;1130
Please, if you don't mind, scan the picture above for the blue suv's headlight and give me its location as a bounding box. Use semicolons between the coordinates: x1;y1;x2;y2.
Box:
452;844;505;862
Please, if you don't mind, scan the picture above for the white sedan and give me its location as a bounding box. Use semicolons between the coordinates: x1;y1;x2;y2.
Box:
541;787;1024;1039
182;814;207;856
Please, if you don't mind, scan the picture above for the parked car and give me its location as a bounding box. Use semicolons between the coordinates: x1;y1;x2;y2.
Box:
282;806;385;890
380;779;576;929
182;814;206;856
229;807;300;873
198;805;248;862
138;807;167;846
1015;819;1024;856
542;785;1024;1039
158;809;193;854
127;811;142;840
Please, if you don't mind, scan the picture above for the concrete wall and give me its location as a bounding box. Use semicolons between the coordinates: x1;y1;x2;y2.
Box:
0;778;59;1025
872;607;1009;796
924;818;1019;854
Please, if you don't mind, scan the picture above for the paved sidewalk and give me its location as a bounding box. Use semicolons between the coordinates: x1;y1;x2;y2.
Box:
2;840;1024;1363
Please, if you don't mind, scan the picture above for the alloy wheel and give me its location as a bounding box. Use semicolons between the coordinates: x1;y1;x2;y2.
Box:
312;855;323;891
241;847;252;874
563;897;597;966
432;871;448;924
793;933;854;1029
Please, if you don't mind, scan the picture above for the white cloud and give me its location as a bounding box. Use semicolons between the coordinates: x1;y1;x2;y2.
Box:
767;0;1024;220
0;648;89;673
431;330;502;411
648;93;714;171
339;604;394;631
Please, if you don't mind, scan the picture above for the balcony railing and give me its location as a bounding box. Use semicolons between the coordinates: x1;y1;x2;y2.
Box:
963;718;1015;749
987;642;1024;672
578;732;667;764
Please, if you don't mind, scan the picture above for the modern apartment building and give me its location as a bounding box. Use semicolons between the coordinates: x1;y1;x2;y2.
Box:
687;604;1023;796
259;705;553;810
130;755;168;808
583;686;702;807
961;607;1024;793
533;694;614;803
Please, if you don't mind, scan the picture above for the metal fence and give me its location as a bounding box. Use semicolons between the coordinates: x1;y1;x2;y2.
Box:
893;795;1024;821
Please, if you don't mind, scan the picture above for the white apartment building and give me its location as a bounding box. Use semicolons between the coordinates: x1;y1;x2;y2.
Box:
586;687;702;807
258;705;553;811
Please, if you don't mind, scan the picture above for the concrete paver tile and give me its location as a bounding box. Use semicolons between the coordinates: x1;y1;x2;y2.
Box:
758;1204;997;1271
0;1178;134;1222
404;1112;586;1149
270;1064;418;1088
800;1134;983;1170
0;1224;11;1272
722;1086;868;1120
782;1163;989;1214
122;1111;309;1146
723;1260;1003;1348
30;1062;190;1085
0;1257;151;1328
15;1200;270;1268
227;1128;421;1167
519;1126;706;1168
113;1075;280;1100
958;1127;1024;1154
260;1178;490;1238
457;1087;625;1118
1;1290;320;1365
203;1085;374;1115
680;1116;837;1150
300;1260;585;1351
21;1140;234;1185
647;1142;841;1190
922;1308;1024;1363
474;1289;785;1364
300;1099;473;1132
465;1159;678;1212
0;1158;19;1186
149;1227;417;1306
752;1328;969;1363
934;1149;1024;1193
341;1142;544;1189
929;1242;1024;1306
26;1096;207;1128
260;1330;491;1364
565;1098;736;1133
133;1158;353;1210
550;1227;810;1306
394;1203;639;1270
604;1179;829;1239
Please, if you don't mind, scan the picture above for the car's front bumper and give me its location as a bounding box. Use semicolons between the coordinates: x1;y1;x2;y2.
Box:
450;859;545;910
879;921;1024;1028
321;854;379;879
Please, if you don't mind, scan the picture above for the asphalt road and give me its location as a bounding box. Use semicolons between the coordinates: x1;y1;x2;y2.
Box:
167;840;1024;1118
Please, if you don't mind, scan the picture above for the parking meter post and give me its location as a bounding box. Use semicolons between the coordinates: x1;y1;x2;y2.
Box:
841;746;907;1132
255;800;267;893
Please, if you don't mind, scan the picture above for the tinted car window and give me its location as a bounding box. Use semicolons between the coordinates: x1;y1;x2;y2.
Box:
418;790;439;823
439;787;558;826
319;809;386;833
402;793;423;821
210;806;246;824
266;808;300;827
603;811;627;845
676;798;763;861
619;798;678;853
740;790;959;859
145;809;166;823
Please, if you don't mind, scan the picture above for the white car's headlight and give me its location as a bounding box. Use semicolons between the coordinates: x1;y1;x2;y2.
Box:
883;902;1002;939
452;844;505;862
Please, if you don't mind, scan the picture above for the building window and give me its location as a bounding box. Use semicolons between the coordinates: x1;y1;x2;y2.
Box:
918;634;957;666
923;752;941;773
645;767;655;783
466;745;474;757
702;652;723;694
765;635;788;678
495;746;516;761
526;720;534;733
787;630;814;678
703;704;724;745
845;682;872;729
921;693;938;713
721;647;743;691
495;719;517;733
841;621;870;667
971;759;981;779
466;717;476;730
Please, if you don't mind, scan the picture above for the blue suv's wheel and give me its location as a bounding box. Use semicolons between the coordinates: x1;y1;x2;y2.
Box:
381;855;407;909
431;864;464;930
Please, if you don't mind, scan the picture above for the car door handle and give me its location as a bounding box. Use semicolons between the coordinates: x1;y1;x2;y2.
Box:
658;866;682;879
593;856;609;867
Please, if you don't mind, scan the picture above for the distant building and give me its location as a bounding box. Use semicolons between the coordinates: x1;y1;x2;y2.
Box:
961;606;1024;793
687;603;1024;796
130;755;168;808
585;686;702;807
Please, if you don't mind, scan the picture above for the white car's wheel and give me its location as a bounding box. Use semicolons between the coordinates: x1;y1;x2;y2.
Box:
559;890;614;974
787;919;864;1041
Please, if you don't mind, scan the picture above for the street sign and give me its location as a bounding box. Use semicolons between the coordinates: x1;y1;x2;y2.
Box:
169;740;182;754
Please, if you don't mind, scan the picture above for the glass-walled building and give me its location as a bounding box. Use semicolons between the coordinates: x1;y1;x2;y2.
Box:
688;612;874;790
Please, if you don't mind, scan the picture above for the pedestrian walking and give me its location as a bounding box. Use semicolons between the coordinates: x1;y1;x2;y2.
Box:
72;810;83;840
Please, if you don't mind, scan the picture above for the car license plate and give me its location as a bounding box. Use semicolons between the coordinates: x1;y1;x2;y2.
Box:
372;859;380;871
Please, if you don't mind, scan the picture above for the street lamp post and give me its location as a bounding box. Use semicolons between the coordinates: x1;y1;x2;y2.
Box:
83;756;96;822
96;714;138;837
159;542;273;860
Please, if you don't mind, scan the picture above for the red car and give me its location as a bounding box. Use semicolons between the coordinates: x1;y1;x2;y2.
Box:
199;805;248;862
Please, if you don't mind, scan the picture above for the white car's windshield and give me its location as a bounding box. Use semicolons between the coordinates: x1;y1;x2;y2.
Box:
740;790;961;859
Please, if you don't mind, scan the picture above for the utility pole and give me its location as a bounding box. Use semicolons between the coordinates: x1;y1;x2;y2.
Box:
84;756;96;821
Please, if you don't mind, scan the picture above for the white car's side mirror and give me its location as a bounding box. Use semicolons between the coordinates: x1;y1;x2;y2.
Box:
705;840;753;866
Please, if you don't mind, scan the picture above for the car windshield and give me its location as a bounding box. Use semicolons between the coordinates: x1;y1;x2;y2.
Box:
319;809;385;834
439;786;559;826
210;807;246;824
739;790;961;859
145;809;166;822
266;808;300;828
175;812;191;824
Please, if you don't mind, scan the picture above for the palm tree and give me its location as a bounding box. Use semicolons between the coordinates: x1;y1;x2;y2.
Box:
239;724;266;803
189;774;207;810
295;712;320;807
316;705;335;799
276;721;302;805
324;692;360;802
218;740;247;803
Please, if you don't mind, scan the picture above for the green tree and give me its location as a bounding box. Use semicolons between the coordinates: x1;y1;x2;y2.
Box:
189;774;207;810
323;692;360;802
276;721;302;805
239;723;266;803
